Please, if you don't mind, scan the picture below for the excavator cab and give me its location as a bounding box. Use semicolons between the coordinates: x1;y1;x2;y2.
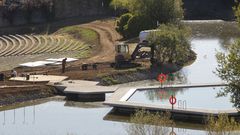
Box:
115;43;131;67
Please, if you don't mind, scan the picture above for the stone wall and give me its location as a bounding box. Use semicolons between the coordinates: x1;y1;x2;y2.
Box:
0;0;111;28
54;0;110;19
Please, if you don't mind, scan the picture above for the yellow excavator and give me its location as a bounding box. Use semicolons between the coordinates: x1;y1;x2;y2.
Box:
114;41;155;68
114;30;159;68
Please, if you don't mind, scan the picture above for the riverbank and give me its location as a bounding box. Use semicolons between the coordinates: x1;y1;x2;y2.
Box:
0;85;58;107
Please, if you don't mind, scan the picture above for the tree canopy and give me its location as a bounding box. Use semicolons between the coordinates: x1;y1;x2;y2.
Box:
111;0;183;23
147;24;195;66
215;2;240;109
216;39;240;109
112;0;184;38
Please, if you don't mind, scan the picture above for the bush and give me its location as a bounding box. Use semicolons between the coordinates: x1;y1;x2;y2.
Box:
124;15;155;38
206;114;240;135
148;24;194;65
125;110;174;135
101;76;119;85
116;13;133;37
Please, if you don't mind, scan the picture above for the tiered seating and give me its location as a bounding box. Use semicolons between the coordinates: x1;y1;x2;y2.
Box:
0;34;89;57
15;35;28;55
3;35;15;56
31;35;45;54
23;35;36;55
0;38;7;55
9;35;24;56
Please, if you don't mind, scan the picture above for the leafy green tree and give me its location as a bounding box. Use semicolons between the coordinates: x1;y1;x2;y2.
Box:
124;15;155;38
128;0;183;23
216;40;240;109
215;2;240;109
147;24;195;65
234;1;240;28
111;0;184;38
116;13;133;37
110;0;129;9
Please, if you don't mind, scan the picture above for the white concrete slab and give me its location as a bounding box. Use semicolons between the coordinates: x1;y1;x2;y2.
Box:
46;58;78;62
53;80;118;94
10;75;68;83
19;61;55;67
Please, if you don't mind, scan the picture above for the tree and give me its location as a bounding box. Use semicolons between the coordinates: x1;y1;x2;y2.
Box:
111;0;184;38
110;0;129;9
216;40;240;109
116;13;133;37
215;2;240;109
128;0;183;23
147;24;195;66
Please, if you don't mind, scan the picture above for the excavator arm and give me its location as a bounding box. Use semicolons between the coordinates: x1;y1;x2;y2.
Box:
131;42;155;61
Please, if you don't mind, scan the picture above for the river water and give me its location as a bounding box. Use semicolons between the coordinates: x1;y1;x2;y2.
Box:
0;20;240;135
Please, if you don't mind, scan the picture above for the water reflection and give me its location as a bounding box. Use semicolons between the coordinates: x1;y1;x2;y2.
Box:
0;101;126;135
184;21;240;40
179;39;225;84
128;87;234;110
178;21;240;84
1;106;36;126
104;109;206;135
0;99;208;135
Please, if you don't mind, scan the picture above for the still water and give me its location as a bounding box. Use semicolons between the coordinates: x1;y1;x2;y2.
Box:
0;99;206;135
180;20;240;84
128;86;234;110
1;20;240;135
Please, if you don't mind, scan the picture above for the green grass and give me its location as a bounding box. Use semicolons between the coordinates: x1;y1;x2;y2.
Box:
101;76;120;85
56;26;98;45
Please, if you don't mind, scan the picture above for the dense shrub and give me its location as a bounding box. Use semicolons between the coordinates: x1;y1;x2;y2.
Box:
124;15;155;38
116;13;133;37
148;24;194;65
206;114;240;135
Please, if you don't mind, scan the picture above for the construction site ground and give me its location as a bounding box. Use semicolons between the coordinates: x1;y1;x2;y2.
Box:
0;18;150;103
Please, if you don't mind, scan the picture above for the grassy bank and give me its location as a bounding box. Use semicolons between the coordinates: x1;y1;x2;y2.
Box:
55;26;99;45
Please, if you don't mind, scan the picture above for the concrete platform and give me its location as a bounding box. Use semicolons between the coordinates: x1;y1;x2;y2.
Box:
52;80;118;102
10;75;68;83
104;83;240;123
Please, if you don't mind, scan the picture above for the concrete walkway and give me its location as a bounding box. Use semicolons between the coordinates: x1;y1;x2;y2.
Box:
103;83;239;121
52;80;118;94
10;75;68;83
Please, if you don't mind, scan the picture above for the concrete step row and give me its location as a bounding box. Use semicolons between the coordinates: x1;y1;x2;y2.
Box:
0;34;89;57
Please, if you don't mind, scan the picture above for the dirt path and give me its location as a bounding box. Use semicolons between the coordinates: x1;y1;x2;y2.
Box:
78;20;121;63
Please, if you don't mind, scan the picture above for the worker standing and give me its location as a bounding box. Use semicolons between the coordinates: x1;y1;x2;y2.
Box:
11;69;17;77
62;58;67;73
